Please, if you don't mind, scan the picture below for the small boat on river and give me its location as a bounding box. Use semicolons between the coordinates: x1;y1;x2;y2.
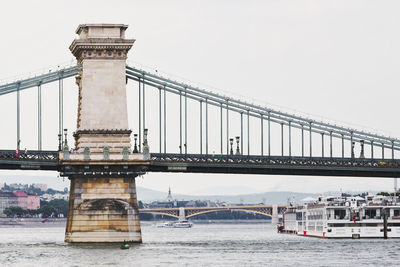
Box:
157;220;193;228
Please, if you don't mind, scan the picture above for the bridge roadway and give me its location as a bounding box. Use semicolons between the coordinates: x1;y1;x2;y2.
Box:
1;150;400;177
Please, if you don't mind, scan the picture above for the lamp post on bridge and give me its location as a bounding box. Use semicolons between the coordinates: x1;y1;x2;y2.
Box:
133;134;138;153
359;140;365;159
230;138;234;155
58;134;62;151
64;129;68;147
236;136;240;155
143;128;150;159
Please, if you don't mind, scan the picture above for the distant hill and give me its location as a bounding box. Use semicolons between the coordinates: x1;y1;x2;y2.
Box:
136;187;319;205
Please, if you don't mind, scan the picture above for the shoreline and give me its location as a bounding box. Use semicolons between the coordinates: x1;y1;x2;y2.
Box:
0;218;66;228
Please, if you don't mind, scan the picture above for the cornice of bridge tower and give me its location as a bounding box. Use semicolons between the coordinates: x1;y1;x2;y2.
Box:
75;24;129;35
70;24;135;62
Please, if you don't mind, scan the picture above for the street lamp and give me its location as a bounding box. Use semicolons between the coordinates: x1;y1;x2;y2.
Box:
229;138;234;155
133;134;138;153
64;129;68;148
143;129;148;146
235;136;240;155
58;134;62;151
359;140;365;159
143;129;150;160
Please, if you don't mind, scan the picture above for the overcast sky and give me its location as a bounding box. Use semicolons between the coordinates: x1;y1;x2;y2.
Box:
1;0;400;195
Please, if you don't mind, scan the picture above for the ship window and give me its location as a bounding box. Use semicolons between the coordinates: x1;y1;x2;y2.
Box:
388;223;400;226
334;209;346;219
328;223;345;227
394;210;400;216
365;209;377;219
296;212;303;220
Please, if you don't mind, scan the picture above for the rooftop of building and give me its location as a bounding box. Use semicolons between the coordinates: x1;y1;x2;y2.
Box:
13;192;27;197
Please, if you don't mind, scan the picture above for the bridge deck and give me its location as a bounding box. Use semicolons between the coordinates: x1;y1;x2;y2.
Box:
1;150;400;177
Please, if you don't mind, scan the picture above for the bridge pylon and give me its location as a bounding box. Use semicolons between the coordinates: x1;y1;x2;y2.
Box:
271;205;279;225
63;24;146;243
178;207;187;221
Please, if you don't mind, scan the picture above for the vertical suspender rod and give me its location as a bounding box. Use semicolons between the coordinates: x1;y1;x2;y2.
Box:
143;76;146;138
38;83;42;150
240;112;243;155
247;110;250;156
268;113;271;156
59;75;64;148
281;123;284;156
329;131;332;158
301;125;304;157
309;122;312;157
200;101;202;154
261;115;263;156
220;103;223;154
138;79;141;152
371;141;374;159
17;83;20;150
226;102;229;155
288;121;292;157
163;86;167;153
184;89;187;154
159;88;162;153
206;99;208;155
179;91;182;154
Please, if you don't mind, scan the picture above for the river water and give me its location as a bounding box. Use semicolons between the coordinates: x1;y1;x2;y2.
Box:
0;222;398;266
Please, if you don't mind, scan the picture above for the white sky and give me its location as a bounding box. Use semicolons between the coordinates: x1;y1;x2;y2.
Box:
1;0;400;194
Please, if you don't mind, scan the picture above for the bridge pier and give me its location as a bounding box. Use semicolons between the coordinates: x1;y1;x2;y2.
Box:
178;207;187;221
63;24;145;243
65;176;141;243
271;204;279;225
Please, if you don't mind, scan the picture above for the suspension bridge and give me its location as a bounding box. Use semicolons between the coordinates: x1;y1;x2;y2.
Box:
0;24;399;243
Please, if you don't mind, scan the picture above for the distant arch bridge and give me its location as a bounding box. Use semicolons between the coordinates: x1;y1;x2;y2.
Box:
139;205;287;219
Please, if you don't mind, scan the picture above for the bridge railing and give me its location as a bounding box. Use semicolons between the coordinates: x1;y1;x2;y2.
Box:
2;149;400;168
150;153;400;168
0;150;58;161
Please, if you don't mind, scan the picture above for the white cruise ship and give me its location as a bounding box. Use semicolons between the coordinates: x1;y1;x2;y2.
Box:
279;194;400;238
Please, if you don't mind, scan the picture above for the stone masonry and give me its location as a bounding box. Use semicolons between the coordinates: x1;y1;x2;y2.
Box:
65;177;141;242
65;24;143;243
69;24;134;154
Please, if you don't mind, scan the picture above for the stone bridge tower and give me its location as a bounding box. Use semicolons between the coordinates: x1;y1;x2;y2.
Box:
64;24;145;243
